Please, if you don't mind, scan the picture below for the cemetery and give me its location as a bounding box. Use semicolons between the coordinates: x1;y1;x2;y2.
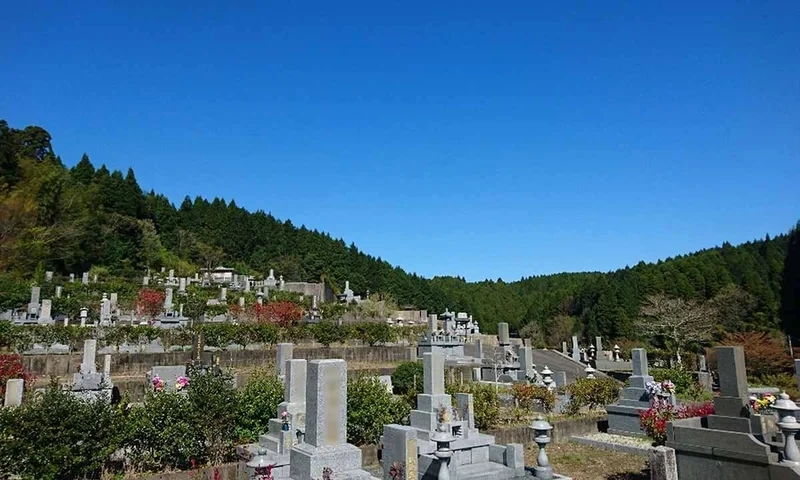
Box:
1;271;800;480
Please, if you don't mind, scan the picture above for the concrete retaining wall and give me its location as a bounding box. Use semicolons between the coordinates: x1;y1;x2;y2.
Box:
23;345;416;377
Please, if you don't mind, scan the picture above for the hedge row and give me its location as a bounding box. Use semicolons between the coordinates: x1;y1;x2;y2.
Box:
0;321;426;352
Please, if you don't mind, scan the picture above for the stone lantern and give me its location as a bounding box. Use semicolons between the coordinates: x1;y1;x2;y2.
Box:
584;364;596;379
246;447;275;479
613;344;621;362
541;365;555;391
775;392;800;465
531;416;554;479
431;423;456;480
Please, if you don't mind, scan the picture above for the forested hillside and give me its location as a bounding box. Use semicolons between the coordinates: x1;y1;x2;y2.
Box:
0;120;795;338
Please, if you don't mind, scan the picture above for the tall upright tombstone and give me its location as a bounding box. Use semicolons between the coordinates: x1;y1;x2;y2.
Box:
39;299;53;324
518;346;535;381
276;343;294;380
289;359;372;480
607;348;654;436
82;272;89;285
595;336;603;354
497;322;510;346
571;336;580;362
666;346;782;480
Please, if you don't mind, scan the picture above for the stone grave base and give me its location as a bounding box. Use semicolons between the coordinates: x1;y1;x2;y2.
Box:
606;404;649;437
289;443;374;480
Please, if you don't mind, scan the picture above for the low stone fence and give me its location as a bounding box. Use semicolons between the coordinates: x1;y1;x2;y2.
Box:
487;415;604;445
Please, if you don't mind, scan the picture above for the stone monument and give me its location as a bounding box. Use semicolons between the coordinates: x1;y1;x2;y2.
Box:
289;359;374;480
607;348;653;436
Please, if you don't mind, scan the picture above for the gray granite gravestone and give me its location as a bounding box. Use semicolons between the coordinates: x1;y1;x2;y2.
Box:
39;299;53;324
82;272;89;285
71;339;114;400
607;348;653;436
277;343;294;380
571;336;580;362
498;322;510;346
665;346;797;480
382;425;419;480
289;359;373;480
517;346;535;381
401;352;531;479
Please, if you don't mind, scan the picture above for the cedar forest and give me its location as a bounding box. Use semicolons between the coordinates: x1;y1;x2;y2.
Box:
1;119;799;345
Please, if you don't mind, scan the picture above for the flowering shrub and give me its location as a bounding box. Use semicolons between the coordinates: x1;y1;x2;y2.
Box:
564;378;620;415
749;393;776;413
137;288;166;320
511;383;556;413
640;401;715;445
0;353;34;396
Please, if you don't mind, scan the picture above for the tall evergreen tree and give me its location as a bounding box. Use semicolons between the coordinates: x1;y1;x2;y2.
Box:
780;224;800;337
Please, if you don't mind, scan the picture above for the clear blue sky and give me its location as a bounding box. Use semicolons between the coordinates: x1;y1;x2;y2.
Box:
2;2;798;281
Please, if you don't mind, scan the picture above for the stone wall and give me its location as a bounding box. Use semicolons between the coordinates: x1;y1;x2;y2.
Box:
22;345;416;378
486;416;603;445
282;281;336;303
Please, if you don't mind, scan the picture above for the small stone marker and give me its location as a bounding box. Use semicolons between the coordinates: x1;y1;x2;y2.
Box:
82;272;89;285
4;378;24;407
55;286;63;298
561;341;568;355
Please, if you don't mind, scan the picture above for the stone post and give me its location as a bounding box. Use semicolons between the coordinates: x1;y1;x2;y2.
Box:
649;446;678;480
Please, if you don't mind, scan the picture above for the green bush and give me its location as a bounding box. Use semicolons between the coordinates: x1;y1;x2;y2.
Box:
347;375;410;445
310;320;350;346
127;391;206;472
353;322;395;346
511;383;556;413
564;378;620;416
236;370;284;442
186;369;238;464
651;367;695;395
391;361;423;396
0;385;127;480
445;382;500;430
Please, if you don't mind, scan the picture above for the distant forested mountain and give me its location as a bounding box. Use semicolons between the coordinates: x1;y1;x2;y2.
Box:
0;119;795;337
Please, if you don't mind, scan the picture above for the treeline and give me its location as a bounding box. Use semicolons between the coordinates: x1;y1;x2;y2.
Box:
0;120;795;338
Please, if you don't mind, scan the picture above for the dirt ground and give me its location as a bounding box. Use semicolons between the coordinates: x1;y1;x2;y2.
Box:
525;442;650;480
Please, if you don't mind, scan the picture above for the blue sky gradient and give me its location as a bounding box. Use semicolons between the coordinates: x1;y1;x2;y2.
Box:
2;1;798;281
